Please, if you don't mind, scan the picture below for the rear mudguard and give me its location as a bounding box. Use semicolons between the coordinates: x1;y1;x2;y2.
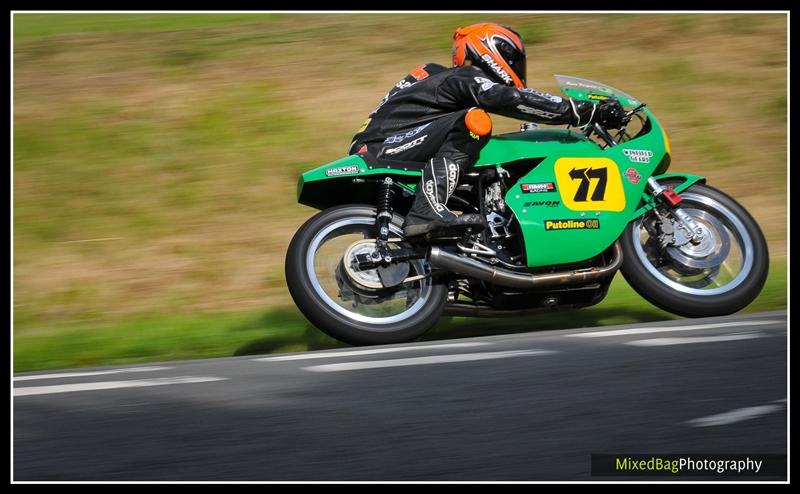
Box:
297;155;421;213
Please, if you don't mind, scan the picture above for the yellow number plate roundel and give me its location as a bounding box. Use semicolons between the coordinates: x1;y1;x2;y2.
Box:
553;157;626;212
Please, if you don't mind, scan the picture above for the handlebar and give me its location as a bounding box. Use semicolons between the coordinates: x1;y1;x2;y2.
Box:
585;102;647;148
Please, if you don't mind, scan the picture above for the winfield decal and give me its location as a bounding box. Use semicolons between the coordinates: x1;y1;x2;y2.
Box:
544;219;601;231
624;167;641;184
521;182;557;193
622;149;654;163
523;200;560;208
325;165;360;177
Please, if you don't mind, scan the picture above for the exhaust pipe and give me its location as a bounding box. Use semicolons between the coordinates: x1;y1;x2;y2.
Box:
429;242;623;289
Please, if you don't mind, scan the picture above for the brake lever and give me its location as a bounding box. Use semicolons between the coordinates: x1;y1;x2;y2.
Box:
626;103;647;118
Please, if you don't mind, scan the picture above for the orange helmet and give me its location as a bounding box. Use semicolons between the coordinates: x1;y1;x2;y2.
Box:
452;23;527;89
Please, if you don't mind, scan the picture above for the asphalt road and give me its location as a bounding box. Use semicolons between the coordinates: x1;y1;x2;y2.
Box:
13;310;788;481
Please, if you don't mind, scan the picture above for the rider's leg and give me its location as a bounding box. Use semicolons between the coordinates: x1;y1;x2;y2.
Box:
349;108;493;239
402;108;493;238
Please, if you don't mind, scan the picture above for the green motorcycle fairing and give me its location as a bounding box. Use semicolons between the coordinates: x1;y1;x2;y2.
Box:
296;155;421;211
296;77;705;268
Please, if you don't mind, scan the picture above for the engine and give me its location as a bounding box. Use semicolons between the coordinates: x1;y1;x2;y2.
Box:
479;170;526;268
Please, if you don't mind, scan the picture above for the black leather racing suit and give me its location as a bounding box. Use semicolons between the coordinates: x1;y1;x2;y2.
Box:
348;63;596;167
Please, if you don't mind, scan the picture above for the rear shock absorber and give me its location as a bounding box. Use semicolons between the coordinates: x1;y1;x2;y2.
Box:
352;176;426;271
374;177;396;261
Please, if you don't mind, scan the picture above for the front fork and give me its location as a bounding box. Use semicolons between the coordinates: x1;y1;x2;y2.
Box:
631;173;705;247
644;176;706;246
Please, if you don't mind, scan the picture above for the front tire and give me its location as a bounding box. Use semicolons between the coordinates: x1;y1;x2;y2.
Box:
285;204;447;345
620;182;769;317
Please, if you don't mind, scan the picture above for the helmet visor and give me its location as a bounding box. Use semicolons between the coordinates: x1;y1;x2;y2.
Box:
509;54;526;87
496;38;526;87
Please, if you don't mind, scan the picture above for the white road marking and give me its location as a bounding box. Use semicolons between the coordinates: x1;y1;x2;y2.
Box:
686;401;786;427
303;349;556;372
14;366;173;382
567;320;780;338
626;332;763;347
253;342;491;362
14;376;227;397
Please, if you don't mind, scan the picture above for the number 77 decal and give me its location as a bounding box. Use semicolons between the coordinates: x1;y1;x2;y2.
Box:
555;158;626;212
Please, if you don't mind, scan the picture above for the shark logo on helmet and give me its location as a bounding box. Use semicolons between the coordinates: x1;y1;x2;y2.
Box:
480;53;513;85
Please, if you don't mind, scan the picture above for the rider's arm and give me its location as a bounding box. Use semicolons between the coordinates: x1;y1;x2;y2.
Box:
439;69;596;127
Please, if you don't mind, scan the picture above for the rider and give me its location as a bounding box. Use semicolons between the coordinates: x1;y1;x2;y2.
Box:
348;22;626;239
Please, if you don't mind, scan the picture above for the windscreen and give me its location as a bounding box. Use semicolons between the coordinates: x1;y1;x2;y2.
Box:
554;75;641;108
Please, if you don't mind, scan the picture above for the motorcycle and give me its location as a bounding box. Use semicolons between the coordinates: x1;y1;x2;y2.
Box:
285;75;769;345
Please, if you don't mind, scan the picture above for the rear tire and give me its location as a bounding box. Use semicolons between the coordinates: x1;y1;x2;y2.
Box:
285;204;447;345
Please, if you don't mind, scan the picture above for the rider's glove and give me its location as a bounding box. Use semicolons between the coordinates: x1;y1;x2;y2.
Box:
594;98;627;129
568;99;596;128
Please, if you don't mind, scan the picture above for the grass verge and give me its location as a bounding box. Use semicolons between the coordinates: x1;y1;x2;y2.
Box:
14;260;786;373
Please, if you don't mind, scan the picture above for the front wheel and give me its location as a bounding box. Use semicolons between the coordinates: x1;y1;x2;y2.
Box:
620;182;769;317
285;204;447;345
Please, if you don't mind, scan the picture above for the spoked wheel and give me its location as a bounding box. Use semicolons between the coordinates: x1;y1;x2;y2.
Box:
620;182;769;317
286;205;446;345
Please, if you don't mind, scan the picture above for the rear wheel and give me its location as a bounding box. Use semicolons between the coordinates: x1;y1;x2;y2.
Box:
620;182;768;317
285;204;447;345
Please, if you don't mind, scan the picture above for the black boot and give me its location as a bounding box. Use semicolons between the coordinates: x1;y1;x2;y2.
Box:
403;157;485;239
